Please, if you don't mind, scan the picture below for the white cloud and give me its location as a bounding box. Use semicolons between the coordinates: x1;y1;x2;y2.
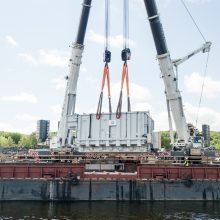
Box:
131;0;144;5
0;123;14;131
83;82;152;115
50;120;59;132
18;53;38;66
16;114;40;121
0;92;38;104
19;123;36;134
133;102;152;112
50;105;62;115
51;76;66;90
39;49;68;67
18;49;69;68
152;102;220;132
184;72;220;98
186;0;211;4
81;66;87;73
88;30;136;48
0;122;36;134
130;0;145;10
5;35;17;46
152;111;170;131
184;102;220;131
110;82;151;101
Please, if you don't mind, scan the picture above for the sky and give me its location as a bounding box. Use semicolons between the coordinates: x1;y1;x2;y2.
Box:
0;0;219;134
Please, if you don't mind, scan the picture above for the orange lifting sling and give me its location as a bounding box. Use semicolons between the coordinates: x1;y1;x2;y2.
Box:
96;63;112;120
116;61;131;119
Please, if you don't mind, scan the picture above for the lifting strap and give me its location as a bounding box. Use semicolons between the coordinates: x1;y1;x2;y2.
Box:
116;0;131;119
116;62;131;119
96;0;112;120
96;63;112;119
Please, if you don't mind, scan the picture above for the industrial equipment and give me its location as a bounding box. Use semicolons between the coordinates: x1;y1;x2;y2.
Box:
143;0;211;155
51;0;212;157
52;0;92;148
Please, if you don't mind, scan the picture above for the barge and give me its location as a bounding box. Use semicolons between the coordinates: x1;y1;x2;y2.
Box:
0;0;217;202
1;162;220;201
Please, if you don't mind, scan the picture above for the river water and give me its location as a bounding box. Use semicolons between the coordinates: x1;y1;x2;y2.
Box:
0;201;220;220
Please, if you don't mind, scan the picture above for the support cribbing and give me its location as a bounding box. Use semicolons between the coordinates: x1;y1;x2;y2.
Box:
96;0;112;120
116;0;131;119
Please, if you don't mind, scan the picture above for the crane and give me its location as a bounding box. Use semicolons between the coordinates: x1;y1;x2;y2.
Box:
51;0;92;148
143;0;211;155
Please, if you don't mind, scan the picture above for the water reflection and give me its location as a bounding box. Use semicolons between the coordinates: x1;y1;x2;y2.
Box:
0;201;220;219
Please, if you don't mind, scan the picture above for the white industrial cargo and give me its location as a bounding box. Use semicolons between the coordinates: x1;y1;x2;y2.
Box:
152;131;161;149
67;111;154;152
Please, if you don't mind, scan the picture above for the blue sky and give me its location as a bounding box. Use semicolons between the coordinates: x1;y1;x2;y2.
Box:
0;0;219;134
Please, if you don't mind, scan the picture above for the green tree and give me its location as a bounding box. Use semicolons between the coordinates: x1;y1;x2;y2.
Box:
161;131;171;149
18;136;29;147
10;132;22;145
0;136;8;147
7;136;14;147
29;132;37;147
18;133;37;148
210;131;220;149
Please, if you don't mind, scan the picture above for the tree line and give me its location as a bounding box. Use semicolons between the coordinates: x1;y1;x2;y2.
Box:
0;131;37;148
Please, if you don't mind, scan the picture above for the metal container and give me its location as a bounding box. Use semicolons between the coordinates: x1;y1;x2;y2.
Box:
69;111;154;152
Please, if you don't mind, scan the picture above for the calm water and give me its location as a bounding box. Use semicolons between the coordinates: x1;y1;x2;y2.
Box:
0;201;220;220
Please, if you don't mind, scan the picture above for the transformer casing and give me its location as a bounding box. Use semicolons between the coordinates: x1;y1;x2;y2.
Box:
68;111;154;152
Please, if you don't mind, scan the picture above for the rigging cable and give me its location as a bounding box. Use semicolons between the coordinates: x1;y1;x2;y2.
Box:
180;0;210;127
180;0;206;42
195;51;210;127
96;0;112;120
116;0;131;119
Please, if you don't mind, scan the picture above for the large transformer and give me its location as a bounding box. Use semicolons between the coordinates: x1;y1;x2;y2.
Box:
66;111;154;152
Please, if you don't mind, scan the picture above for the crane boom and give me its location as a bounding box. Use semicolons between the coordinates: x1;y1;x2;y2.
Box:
56;0;92;147
173;41;211;67
143;0;189;147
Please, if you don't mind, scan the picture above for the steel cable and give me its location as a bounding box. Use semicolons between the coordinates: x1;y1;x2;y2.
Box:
195;51;210;127
180;0;207;42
